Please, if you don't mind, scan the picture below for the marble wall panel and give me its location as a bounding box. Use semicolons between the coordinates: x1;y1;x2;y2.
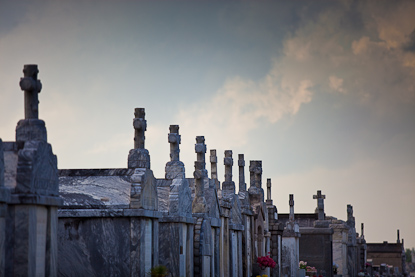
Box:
58;217;130;276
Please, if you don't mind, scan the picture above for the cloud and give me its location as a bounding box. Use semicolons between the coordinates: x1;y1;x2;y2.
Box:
329;75;345;93
176;61;313;150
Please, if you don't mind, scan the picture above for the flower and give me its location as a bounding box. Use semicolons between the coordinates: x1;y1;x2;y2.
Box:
299;261;307;269
257;256;276;269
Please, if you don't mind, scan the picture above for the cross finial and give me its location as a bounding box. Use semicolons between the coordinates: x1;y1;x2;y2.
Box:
238;154;246;192
168;125;180;161
20;64;42;119
210;149;218;180
313;190;326;220
133;108;146;149
266;178;271;200
224;150;233;182
289;194;295;221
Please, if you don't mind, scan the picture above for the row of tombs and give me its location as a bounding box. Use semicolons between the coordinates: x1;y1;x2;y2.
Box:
0;65;408;277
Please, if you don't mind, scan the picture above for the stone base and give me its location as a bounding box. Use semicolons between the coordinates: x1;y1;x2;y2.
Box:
16;119;47;142
128;149;150;169
165;160;185;179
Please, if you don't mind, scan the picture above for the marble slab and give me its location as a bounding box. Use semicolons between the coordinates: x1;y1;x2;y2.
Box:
59;172;131;209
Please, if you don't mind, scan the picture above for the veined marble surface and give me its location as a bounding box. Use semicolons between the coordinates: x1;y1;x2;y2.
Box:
59;171;131;208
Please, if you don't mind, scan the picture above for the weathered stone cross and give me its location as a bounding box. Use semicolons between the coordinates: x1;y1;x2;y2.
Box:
313;190;326;220
133;108;147;149
289;194;295;222
168;125;180;161
224;150;233;183
238;154;246;192
19;64;42;119
266;178;271;201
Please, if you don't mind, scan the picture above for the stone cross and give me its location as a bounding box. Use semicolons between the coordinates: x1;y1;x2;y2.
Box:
210;149;218;180
289;194;295;222
168;125;180;161
361;223;364;237
195;136;206;165
347;204;355;228
133;108;147;149
238;154;246;192
266;178;271;200
20;64;42;119
224;150;233;183
313;190;326;220
249;160;262;188
192;136;207;213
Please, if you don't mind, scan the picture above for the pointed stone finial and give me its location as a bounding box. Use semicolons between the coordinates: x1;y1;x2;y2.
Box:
289;194;295;222
238;154;246;192
313;190;326;220
133;108;146;149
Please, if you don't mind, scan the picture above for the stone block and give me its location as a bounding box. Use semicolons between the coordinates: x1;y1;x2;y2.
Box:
15;119;47;142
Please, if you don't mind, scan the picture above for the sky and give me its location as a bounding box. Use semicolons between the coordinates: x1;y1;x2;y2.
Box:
1;0;414;249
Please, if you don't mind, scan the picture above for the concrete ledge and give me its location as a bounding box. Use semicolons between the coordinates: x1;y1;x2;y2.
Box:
58;208;163;218
229;223;244;231
159;215;196;224
300;227;334;235
210;217;221;227
10;194;62;206
59;168;134;177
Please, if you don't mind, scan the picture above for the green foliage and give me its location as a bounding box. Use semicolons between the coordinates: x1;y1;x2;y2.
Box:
148;265;168;277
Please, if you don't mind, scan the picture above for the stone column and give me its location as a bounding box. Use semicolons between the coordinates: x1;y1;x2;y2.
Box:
128;108;158;210
165;125;185;180
0;139;10;276
6;65;61;277
192;136;207;213
222;150;235;199
282;194;301;277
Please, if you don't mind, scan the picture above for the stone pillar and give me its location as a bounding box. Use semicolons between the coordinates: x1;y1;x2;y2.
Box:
5;65;61;277
346;204;357;277
222;150;235;199
210;150;220;192
192;136;207;213
0;139;11;277
165;125;185;180
128;108;157;210
282;194;301;277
